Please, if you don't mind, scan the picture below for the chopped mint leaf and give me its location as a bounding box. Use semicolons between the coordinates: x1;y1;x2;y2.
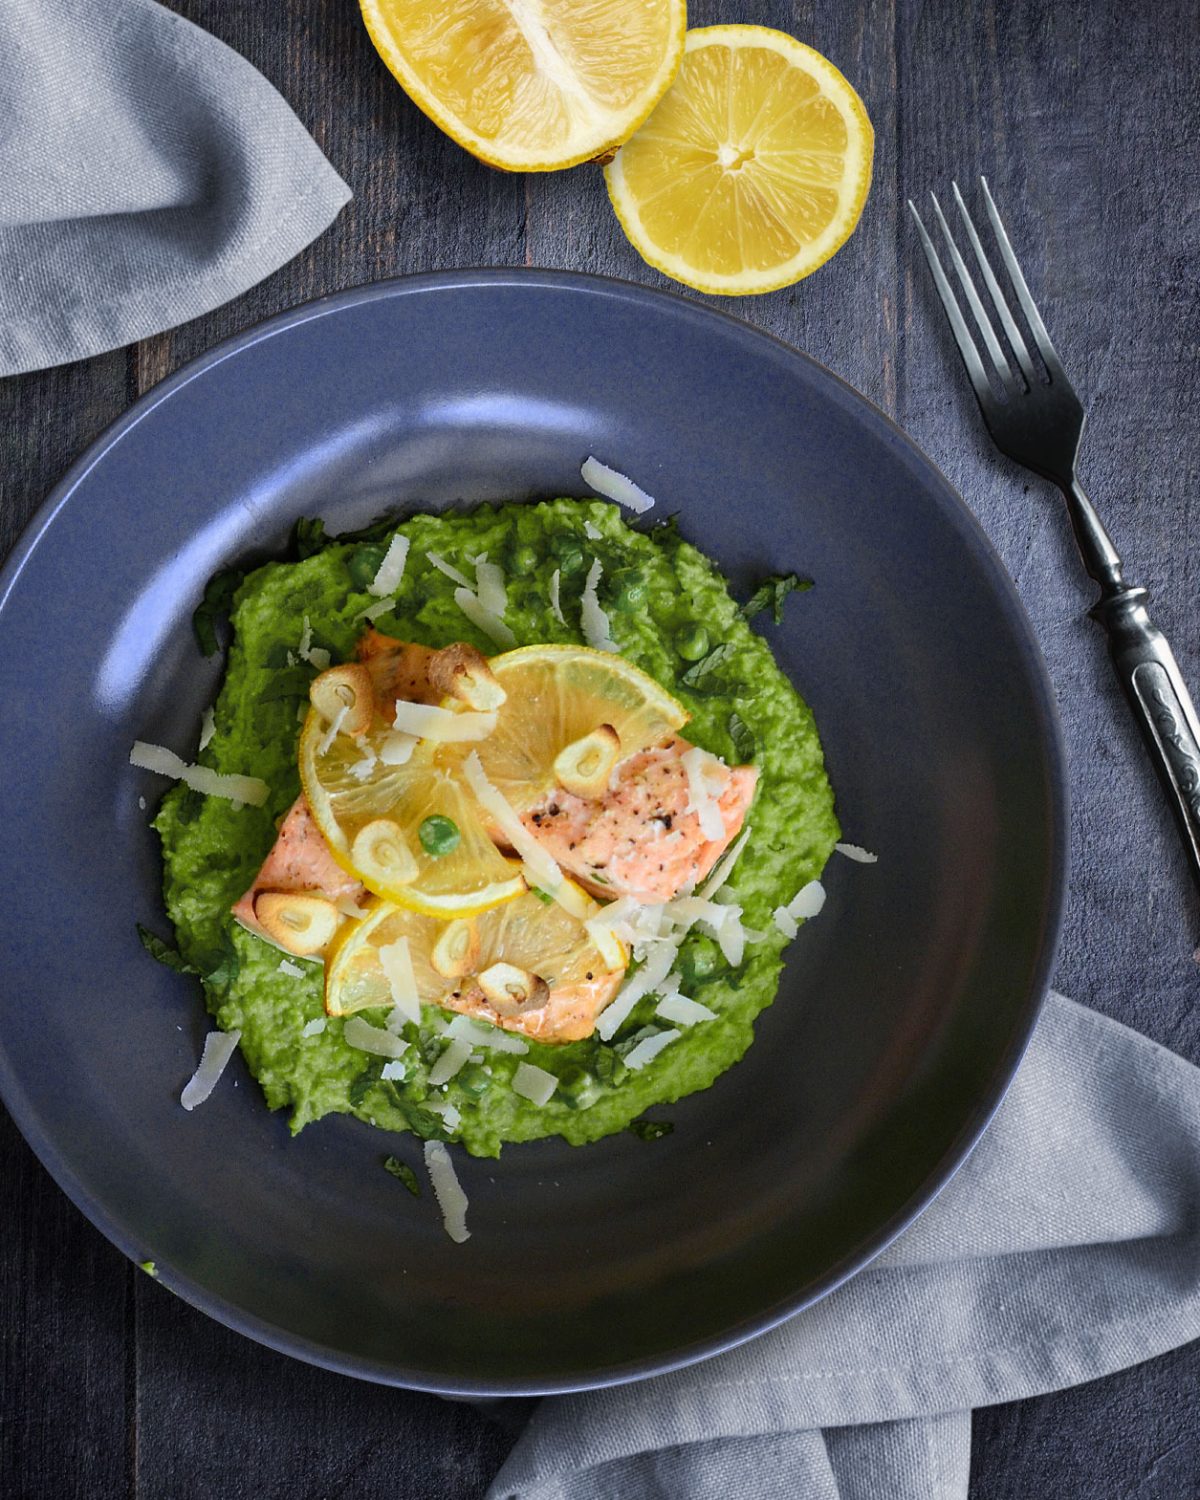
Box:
740;572;812;625
531;887;555;905
192;565;247;657
728;712;757;762
383;1156;421;1196
136;924;199;976
628;1119;674;1142
680;641;735;689
348;1068;378;1108
291;516;329;559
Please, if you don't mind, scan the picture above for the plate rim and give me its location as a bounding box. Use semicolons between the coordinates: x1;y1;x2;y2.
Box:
0;267;1069;1395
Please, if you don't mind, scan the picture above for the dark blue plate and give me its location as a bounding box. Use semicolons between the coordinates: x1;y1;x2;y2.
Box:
0;271;1065;1394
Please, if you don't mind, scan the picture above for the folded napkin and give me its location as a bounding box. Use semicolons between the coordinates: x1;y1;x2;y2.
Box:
488;992;1200;1499
0;0;351;377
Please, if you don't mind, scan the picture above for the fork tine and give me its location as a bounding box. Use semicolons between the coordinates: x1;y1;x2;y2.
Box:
950;181;1038;390
928;192;1015;389
978;176;1066;381
907;199;993;407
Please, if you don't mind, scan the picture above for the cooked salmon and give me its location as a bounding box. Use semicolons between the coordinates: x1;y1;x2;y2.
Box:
356;630;439;714
232;796;363;936
521;737;757;903
434;970;624;1044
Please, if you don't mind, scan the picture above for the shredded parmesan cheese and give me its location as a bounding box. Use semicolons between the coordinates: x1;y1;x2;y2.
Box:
344;1016;410;1058
581;455;656;514
380;1058;408;1081
379;730;417;765
424;1140;470;1243
316;703;349;756
474;557;507;617
198;707;215;752
368;535;410;597
697;826;751;900
655;993;716;1026
335;896;366;920
378;936;420;1024
682;747;727;840
180;1029;240;1110
355;597;395;623
580;557;618;653
301;1017;326;1037
584;519;603;540
429;1037;473;1085
462;752;564;896
835;842;879;864
426;552;473;588
787;880;827;920
392;701;497;742
512;1062;558;1106
596;940;677;1041
130;741;268;807
277;958;305;979
454;586;516;648
624;1028;679;1071
549;568;565;625
446;1013;529;1054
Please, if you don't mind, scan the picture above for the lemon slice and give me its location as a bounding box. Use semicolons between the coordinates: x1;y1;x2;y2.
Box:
299;711;524;918
451;644;689;813
325;888;629;1037
605;26;874;295
359;0;687;173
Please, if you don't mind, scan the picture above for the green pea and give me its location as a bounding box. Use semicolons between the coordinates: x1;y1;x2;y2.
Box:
510;543;539;575
680;937;720;985
676;623;710;661
419;815;460;857
557;1066;600;1110
457;1063;491;1098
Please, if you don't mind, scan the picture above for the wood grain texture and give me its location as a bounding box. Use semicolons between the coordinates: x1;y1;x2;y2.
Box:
1;0;1197;1496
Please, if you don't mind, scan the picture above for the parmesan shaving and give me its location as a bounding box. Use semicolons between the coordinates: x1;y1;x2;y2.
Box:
428;1037;473;1085
335;896;366;920
697;826;751;900
349;746;378;781
773;906;799;939
445;1013;529;1054
426;552;473;588
474;558;507;618
682;746;727;840
317;703;349;756
355;597;395;623
581;455;656;514
381;1058;408;1081
424;1140;470;1243
343;1016;410;1058
427;1098;462;1129
198;707;215;752
298;614;330;669
130;741;268;807
392;700;497;742
277;958;305;979
580;557;618;653
596;939;677;1041
379;730;417;765
624;1028;679;1071
835;842;879;864
787;880;827;920
512;1062;558;1106
655;993;716;1026
463;751;564;895
180;1029;240;1110
301;1017;326;1037
368;535;410;597
549;568;565;625
454;586;516;648
584;519;603;540
378;936;420;1024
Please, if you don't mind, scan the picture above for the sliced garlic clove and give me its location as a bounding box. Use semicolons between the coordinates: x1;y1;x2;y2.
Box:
351;819;419;888
428;643;507;711
431;918;481;979
477;962;550;1014
254;891;340;956
309;663;374;738
553;724;621;798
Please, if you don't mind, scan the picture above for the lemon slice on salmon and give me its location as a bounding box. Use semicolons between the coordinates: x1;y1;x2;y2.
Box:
605;26;874;295
447;644;689;813
359;0;687;173
299;710;524;918
325;888;629;1043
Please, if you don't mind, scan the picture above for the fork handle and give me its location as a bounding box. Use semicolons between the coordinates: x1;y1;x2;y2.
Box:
1091;583;1200;893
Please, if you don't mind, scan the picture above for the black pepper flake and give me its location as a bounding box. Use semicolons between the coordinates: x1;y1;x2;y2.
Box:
586;972;594;980
662;814;673;830
548;803;560;816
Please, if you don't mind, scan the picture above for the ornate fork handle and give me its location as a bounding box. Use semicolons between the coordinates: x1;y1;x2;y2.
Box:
1092;579;1200;890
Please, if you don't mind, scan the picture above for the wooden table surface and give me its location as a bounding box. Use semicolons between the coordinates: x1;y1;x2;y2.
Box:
3;1;1198;1495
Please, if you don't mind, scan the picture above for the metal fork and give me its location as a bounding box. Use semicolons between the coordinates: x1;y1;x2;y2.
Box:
910;178;1200;900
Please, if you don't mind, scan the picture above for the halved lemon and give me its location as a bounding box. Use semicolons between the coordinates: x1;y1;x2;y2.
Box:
325;888;629;1039
359;0;687;173
448;644;689;812
299;711;525;918
605;26;874;295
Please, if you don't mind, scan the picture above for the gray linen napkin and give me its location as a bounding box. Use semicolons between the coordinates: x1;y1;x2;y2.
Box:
0;0;351;377
488;991;1200;1499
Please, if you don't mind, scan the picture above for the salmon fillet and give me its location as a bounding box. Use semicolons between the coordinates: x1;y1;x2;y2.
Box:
434;970;624;1045
521;737;758;903
232;796;363;937
355;630;439;715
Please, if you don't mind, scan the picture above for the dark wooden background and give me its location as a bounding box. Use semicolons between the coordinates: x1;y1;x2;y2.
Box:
3;0;1198;1494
